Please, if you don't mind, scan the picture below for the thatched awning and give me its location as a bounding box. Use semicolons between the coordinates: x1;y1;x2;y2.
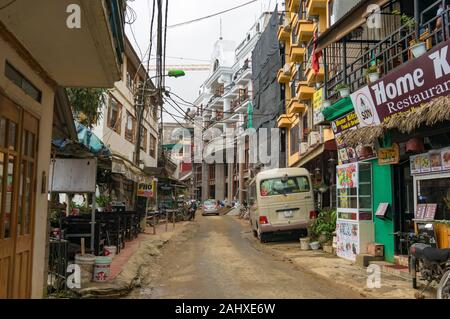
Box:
341;94;450;146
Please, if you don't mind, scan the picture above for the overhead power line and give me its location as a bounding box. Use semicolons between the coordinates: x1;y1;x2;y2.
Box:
168;0;258;28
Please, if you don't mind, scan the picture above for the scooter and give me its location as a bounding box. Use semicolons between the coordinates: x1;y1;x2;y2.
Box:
410;238;450;299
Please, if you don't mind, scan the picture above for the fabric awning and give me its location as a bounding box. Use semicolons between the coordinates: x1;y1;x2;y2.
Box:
111;155;153;183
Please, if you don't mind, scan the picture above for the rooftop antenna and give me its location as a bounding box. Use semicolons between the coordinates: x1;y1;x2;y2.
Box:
219;18;223;40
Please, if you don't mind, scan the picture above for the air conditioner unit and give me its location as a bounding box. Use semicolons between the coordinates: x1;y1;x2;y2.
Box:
308;131;321;147
299;142;308;155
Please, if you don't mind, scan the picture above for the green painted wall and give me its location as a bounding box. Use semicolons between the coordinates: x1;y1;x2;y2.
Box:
371;160;395;262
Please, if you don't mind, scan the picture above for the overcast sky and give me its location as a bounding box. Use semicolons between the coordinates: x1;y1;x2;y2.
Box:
125;0;281;123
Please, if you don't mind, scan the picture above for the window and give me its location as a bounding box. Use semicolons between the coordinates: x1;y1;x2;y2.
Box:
125;112;136;143
107;95;122;134
260;176;310;197
141;127;148;152
209;164;215;180
5;61;42;103
126;62;137;92
149;134;157;158
290;124;300;156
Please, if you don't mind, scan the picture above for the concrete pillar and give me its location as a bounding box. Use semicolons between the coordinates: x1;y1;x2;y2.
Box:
215;163;225;201
201;162;209;201
227;163;234;203
239;162;245;204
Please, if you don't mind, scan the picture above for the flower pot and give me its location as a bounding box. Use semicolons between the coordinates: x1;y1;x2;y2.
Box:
368;72;379;83
309;241;320;250
339;88;350;98
410;42;427;58
322;100;331;108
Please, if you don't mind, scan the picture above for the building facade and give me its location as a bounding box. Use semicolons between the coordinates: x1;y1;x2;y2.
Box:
194;13;273;204
0;0;125;298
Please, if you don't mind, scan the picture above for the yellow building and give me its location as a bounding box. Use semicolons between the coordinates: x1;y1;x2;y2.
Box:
277;0;335;172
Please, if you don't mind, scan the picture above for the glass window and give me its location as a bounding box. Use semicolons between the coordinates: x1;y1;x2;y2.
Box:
8;121;17;151
125;112;135;142
4;155;16;238
417;177;450;220
260;176;310;196
149;134;157;158
108;96;121;134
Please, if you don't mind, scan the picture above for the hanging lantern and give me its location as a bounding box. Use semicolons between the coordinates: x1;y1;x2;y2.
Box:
406;137;425;153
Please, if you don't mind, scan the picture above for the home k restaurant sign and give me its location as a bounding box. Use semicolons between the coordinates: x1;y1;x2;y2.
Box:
351;40;450;126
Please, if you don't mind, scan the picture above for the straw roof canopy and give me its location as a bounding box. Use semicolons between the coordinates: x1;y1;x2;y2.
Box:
341;94;450;146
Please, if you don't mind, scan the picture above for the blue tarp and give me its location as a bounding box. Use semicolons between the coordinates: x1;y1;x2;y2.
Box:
52;122;111;157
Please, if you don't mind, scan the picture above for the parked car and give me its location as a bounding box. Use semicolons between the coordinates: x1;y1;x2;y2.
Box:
249;168;316;243
202;199;219;216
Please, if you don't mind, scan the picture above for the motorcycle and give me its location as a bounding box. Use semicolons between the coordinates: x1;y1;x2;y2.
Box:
401;229;450;299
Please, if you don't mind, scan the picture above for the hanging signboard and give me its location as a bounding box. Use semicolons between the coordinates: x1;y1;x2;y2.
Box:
137;181;154;198
351;39;450;127
313;88;325;125
378;143;400;165
48;158;97;193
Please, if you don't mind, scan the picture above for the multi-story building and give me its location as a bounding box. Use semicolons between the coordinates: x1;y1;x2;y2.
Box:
0;0;125;298
277;0;337;209
319;0;450;262
193;13;272;204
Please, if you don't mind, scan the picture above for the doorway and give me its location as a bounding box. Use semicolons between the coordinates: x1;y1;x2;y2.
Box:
0;93;38;298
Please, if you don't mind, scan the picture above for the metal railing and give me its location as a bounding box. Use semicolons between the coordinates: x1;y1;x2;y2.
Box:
325;6;450;101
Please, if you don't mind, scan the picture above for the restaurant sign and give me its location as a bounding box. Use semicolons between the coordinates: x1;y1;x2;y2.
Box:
377;143;400;165
137;181;154;198
313;88;325;125
351;39;450;127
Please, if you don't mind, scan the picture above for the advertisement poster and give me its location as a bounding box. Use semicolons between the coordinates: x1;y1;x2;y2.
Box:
336;221;359;261
442;148;450;170
137;181;154;198
430;152;442;172
313;88;324;125
337;163;358;189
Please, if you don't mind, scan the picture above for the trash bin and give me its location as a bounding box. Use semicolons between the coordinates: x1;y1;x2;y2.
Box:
93;256;112;282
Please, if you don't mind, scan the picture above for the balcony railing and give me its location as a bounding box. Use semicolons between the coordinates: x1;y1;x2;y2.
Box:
324;3;450;102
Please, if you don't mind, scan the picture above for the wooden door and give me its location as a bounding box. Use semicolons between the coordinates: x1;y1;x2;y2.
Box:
0;93;38;298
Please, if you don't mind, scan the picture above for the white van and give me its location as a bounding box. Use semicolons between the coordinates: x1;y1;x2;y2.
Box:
249;168;316;243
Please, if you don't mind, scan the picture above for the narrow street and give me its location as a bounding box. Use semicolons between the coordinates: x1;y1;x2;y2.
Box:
130;214;361;299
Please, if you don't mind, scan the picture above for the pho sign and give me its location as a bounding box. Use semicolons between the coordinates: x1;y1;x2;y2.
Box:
137;180;154;198
351;39;450;126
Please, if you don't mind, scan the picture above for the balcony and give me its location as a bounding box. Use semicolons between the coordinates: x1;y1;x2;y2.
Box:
297;84;315;100
277;114;292;128
306;0;327;17
297;20;314;42
306;66;324;86
323;2;449;103
288;0;301;13
290;44;306;63
277;18;291;42
277;63;292;84
287;97;306;114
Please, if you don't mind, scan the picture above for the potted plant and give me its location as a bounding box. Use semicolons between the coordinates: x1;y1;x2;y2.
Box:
335;83;350;98
410;41;427;58
322;100;331;108
95;195;110;212
392;10;426;58
365;64;379;83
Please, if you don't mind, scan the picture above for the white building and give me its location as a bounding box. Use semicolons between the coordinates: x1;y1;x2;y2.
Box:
94;38;159;170
193;13;272;203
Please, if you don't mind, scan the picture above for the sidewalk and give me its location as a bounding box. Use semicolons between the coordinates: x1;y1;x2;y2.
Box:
236;217;434;299
74;221;193;298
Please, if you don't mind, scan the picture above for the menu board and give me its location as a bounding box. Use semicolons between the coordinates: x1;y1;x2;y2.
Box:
424;204;437;220
415;204;427;219
411;148;450;175
375;203;389;218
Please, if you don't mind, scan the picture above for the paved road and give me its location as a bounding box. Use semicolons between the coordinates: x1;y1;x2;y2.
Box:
131;214;361;299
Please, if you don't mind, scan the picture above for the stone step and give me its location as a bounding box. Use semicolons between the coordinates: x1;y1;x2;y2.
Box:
394;255;409;267
369;261;411;280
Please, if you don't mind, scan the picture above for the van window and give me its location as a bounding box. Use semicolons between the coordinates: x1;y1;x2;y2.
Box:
260;176;310;196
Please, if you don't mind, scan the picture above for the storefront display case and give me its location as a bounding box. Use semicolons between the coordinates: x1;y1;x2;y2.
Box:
411;148;450;248
336;162;374;261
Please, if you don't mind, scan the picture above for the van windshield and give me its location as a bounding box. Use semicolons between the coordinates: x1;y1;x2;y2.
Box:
260;176;310;196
